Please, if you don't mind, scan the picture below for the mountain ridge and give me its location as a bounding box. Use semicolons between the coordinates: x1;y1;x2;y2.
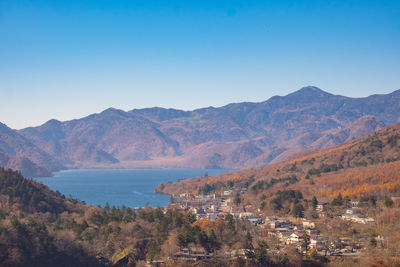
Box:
2;86;399;175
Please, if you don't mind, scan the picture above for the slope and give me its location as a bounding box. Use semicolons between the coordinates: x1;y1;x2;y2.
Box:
0;122;64;177
156;122;400;205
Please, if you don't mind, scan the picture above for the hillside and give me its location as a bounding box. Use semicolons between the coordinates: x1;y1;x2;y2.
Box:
0;122;64;177
0;152;53;177
18;86;399;170
156;122;400;206
0;168;266;266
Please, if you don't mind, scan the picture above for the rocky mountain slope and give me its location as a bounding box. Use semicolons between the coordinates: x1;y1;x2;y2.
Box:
18;86;399;170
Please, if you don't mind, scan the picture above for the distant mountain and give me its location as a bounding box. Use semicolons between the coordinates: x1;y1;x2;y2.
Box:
310;115;385;149
0;122;64;177
18;86;400;171
0;152;53;177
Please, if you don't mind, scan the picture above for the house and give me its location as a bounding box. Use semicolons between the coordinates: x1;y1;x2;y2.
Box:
288;232;304;244
223;190;233;196
207;213;218;220
316;201;328;212
391;196;400;204
238;212;253;218
310;236;329;250
278;231;294;242
306;229;319;235
145;260;165;267
247;215;262;225
244;205;252;211
302;219;315;229
270;220;292;229
350;201;359;207
341;208;374;224
191;207;206;215
174;247;212;261
294;224;303;231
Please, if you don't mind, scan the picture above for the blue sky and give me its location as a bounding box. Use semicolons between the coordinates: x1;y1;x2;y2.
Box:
1;0;400;129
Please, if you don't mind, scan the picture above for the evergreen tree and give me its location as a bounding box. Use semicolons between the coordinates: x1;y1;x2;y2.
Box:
311;196;318;210
244;232;255;259
384;196;394;207
301;231;310;254
255;241;269;265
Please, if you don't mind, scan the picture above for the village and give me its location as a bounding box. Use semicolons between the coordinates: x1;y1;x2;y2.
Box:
164;188;382;263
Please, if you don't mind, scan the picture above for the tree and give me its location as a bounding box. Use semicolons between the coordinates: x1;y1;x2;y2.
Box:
234;193;241;205
177;225;195;248
255;241;269;266
292;203;304;218
369;237;377;247
225;214;235;229
383;196;394;208
197;230;209;249
260;201;266;211
185;211;196;224
311;196;318;210
244;232;254;259
208;229;219;252
301;231;310;254
331;193;343;206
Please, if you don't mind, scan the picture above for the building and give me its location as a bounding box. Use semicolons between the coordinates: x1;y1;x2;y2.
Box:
288;232;304;245
302;219;315;229
341;208;374;224
316;201;328;212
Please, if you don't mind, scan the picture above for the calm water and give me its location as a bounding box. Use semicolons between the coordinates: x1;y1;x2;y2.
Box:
34;169;228;208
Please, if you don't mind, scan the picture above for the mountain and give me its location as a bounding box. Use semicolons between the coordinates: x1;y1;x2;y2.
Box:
19;86;400;170
310;115;385;149
0;122;64;177
156;122;400;204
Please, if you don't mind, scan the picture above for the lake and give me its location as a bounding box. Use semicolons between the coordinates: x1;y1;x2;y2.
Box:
33;169;228;208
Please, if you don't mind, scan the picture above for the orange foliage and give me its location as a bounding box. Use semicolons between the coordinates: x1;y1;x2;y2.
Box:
314;161;400;198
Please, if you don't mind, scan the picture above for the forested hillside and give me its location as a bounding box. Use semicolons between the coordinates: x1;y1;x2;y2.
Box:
0;168;269;266
157;123;400;207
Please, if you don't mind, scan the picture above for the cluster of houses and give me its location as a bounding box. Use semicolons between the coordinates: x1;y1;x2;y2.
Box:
165;191;378;263
264;216;361;255
169;190;263;224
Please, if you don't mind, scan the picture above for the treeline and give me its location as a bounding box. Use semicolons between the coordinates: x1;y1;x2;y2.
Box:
0;167;66;213
270;190;305;217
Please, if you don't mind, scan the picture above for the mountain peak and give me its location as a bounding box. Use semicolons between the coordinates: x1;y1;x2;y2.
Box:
100;107;127;116
293;86;331;96
282;86;334;102
0;121;14;134
44;119;62;126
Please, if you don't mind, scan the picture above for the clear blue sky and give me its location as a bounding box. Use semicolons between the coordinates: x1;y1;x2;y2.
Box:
1;0;399;129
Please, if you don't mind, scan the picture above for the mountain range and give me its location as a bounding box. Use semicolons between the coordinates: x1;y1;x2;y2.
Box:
1;86;400;176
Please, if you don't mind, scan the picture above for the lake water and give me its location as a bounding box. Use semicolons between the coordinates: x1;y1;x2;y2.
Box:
34;169;228;208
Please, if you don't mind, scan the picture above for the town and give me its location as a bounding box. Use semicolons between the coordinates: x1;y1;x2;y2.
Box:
161;187;389;264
